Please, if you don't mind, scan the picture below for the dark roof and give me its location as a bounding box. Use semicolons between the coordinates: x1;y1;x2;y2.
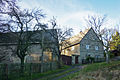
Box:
0;32;16;43
0;29;57;45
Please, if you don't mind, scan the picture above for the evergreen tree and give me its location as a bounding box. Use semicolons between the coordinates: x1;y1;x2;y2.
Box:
110;31;120;52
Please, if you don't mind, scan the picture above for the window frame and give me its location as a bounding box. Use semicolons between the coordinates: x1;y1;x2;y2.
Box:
95;46;98;50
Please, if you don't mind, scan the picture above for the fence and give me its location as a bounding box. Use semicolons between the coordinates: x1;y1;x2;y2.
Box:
0;62;58;80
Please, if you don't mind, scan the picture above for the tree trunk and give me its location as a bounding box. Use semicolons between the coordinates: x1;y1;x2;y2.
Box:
20;57;25;74
106;51;110;63
58;50;61;68
41;31;44;73
41;49;44;72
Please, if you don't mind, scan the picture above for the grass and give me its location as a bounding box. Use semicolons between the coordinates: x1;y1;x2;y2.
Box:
10;65;71;80
40;67;78;80
39;64;85;80
5;61;120;80
59;61;120;80
15;64;82;80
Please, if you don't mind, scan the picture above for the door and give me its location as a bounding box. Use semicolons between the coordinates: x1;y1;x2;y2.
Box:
75;56;78;64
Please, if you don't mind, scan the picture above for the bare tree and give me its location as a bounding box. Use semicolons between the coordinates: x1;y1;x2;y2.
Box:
0;0;18;63
85;15;111;62
48;18;73;67
85;15;107;41
101;28;115;63
0;0;18;32
0;0;47;72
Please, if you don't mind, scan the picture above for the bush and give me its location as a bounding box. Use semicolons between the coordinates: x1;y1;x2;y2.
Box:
104;52;115;58
86;56;95;63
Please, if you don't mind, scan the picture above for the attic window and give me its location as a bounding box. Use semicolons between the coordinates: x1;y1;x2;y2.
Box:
86;45;90;49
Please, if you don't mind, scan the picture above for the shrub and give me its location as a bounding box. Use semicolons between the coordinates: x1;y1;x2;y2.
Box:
86;56;95;63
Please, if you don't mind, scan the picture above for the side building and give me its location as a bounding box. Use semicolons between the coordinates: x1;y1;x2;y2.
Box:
0;29;59;63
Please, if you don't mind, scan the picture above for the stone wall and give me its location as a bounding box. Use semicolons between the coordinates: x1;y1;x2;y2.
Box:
79;28;104;61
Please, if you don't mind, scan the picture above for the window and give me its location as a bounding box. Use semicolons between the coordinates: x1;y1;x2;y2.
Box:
95;46;98;50
95;55;100;58
71;46;74;50
86;45;90;49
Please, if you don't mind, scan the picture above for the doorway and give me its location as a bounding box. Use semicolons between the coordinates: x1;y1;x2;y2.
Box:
75;56;78;64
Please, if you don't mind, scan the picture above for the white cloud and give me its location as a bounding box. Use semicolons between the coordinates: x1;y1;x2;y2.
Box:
18;0;119;35
56;10;119;35
59;11;96;25
57;11;100;34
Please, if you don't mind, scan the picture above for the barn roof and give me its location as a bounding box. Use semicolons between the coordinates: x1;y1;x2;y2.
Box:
0;29;57;45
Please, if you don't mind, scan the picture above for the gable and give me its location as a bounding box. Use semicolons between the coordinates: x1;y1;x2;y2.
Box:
61;27;104;57
80;28;100;43
62;27;103;51
79;28;104;56
79;28;104;54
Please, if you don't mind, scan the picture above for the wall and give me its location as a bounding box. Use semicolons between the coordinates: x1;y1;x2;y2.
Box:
80;28;104;60
0;29;59;63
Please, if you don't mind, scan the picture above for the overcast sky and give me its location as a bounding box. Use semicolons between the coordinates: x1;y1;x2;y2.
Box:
19;0;120;34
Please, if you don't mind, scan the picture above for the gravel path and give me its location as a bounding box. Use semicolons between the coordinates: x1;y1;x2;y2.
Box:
52;65;83;80
36;65;83;80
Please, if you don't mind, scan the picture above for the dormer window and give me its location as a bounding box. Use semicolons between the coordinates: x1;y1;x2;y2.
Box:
86;45;90;49
95;46;98;50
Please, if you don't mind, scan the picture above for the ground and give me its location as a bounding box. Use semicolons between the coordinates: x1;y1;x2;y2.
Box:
72;64;120;80
6;61;120;80
37;65;83;80
35;61;120;80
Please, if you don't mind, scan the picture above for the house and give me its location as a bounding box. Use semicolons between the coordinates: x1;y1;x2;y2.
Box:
61;28;104;64
0;29;59;63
